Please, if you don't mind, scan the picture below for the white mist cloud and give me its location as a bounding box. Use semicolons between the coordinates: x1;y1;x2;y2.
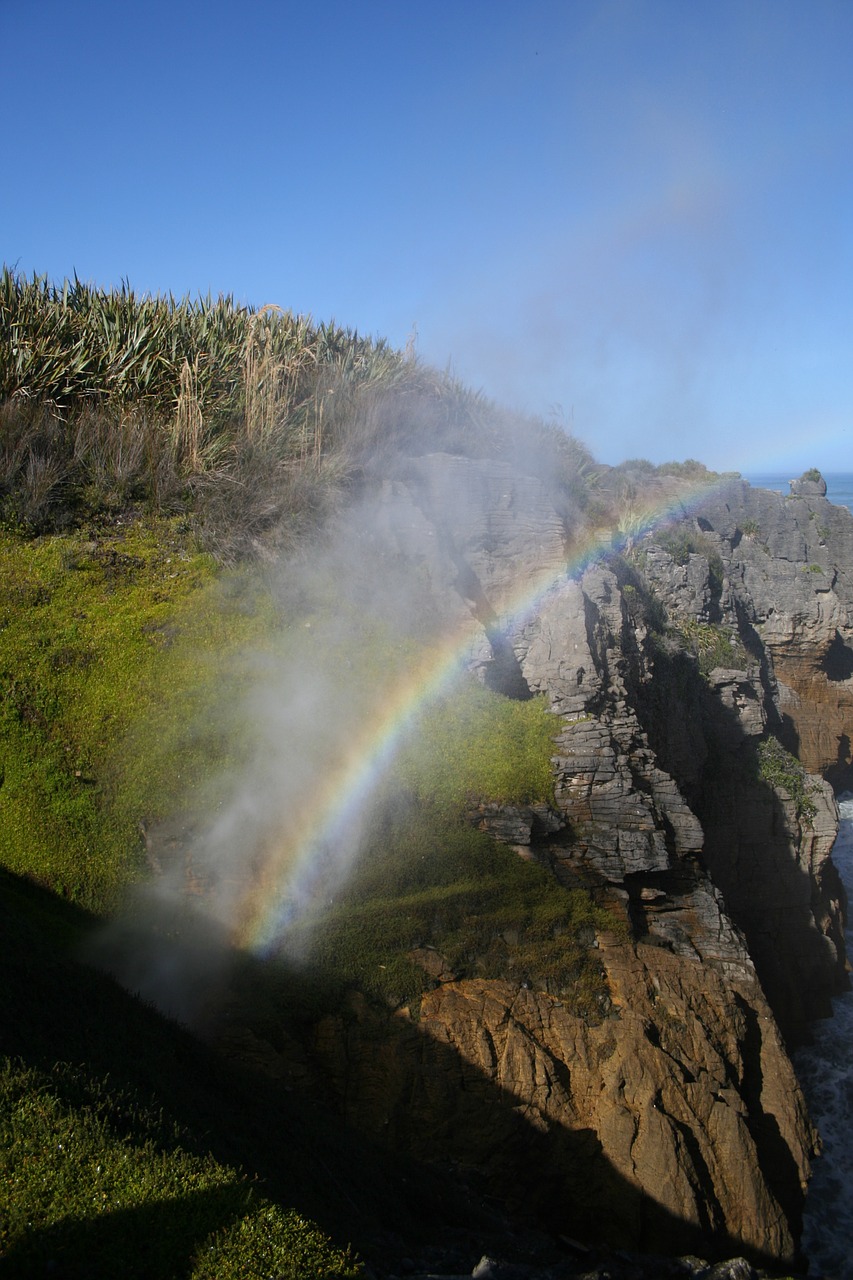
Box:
86;476;478;1022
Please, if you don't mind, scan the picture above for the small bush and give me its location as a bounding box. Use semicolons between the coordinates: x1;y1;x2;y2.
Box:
673;619;746;675
756;736;818;822
653;528;725;594
656;459;712;478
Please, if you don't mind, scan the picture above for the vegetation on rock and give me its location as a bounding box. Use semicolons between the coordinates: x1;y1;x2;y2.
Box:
756;735;818;822
671;618;747;676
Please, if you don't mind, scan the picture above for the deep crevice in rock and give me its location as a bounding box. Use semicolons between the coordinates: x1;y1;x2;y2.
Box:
820;629;853;682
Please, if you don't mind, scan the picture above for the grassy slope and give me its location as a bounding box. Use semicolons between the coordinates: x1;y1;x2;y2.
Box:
1;275;804;1275
0;513;614;1275
0;521;373;1276
0;277;751;1274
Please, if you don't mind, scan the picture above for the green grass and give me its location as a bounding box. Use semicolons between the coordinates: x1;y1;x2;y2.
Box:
0;1059;359;1279
0;865;375;1279
254;806;614;1023
247;671;616;1021
397;680;557;807
756;735;818;822
0;519;283;910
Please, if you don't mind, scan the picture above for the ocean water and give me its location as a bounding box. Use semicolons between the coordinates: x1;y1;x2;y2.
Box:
794;798;853;1280
744;473;853;516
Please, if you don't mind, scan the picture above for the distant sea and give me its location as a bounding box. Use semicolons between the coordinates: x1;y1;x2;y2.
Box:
744;472;853;516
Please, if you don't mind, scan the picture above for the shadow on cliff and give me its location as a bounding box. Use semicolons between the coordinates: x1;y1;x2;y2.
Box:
0;866;799;1276
826;731;853;794
208;940;805;1272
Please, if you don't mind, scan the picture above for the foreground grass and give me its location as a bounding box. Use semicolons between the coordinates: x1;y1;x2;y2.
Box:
0;871;368;1279
1;1060;360;1279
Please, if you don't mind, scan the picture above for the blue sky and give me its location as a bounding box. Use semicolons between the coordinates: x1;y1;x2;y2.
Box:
3;0;852;473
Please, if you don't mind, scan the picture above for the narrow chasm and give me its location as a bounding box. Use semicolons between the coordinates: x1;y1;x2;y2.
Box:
482;628;534;701
451;551;533;700
821;629;853;682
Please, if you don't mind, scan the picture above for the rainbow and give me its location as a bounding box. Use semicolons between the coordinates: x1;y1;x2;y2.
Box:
236;470;743;956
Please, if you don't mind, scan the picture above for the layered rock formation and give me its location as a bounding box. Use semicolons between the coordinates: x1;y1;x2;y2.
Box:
223;460;853;1267
635;479;850;1034
692;480;853;790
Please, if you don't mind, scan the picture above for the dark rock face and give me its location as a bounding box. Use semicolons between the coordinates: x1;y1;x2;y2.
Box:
223;458;853;1267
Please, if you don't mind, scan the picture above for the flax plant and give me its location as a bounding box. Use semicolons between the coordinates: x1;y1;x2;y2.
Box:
1;266;602;551
174;357;204;472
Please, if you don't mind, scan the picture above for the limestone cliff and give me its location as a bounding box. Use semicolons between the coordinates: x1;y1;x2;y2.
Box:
635;477;849;1035
222;460;853;1266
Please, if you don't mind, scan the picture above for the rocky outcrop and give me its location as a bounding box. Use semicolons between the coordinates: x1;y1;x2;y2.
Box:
301;933;812;1264
678;476;853;788
790;470;828;498
635;476;850;1033
220;457;853;1266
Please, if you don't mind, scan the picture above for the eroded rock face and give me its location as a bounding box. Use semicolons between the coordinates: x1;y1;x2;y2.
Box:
682;479;853;789
221;458;853;1266
635;478;850;1035
303;938;813;1263
350;459;850;1261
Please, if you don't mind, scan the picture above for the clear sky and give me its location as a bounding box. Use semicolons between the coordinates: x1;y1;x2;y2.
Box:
3;0;852;473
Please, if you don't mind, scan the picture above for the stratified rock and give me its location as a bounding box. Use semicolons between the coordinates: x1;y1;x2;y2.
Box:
350;457;844;1262
305;940;812;1264
693;478;853;788
226;457;853;1268
463;801;565;847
